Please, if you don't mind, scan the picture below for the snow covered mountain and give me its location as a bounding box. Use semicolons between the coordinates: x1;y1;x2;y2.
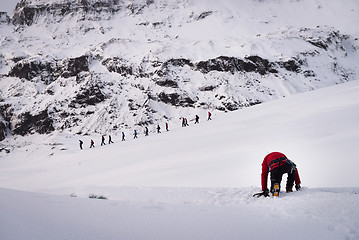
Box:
1;1;359;238
1;75;359;240
0;0;358;146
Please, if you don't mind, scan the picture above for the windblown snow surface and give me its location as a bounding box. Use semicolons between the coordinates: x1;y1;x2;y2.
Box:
1;79;359;240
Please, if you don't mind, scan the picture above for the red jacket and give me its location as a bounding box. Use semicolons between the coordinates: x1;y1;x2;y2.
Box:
261;152;301;191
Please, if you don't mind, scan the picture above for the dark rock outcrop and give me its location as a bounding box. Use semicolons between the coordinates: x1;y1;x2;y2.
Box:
9;55;89;84
156;58;193;77
196;11;213;20
11;0;155;26
12;109;54;136
245;56;278;74
70;84;105;107
157;92;195;107
0;104;12;141
155;79;178;88
102;57;134;76
9;58;55;82
277;59;302;73
58;55;89;78
305;30;349;52
199;85;217;91
152;56;301;78
0;104;13;122
0;12;10;24
0;121;6;141
195;56;278;75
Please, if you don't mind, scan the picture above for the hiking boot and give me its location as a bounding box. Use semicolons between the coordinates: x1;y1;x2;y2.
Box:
273;183;280;197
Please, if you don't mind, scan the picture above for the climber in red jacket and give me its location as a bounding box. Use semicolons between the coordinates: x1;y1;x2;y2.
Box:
258;152;301;197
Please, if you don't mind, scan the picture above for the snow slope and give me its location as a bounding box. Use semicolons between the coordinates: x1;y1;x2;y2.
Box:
1;187;358;240
1;80;359;240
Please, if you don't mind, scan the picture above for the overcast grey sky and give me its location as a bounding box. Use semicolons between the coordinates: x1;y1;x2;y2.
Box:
1;0;19;14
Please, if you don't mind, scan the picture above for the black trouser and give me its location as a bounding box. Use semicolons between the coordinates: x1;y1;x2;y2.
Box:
270;163;295;192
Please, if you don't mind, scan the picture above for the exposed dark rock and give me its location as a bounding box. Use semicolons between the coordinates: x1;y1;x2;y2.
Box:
245;56;278;74
9;58;55;82
128;99;141;111
12;109;54;136
308;40;328;50
199;85;217;91
247;99;262;106
195;56;277;75
152;22;163;27
221;97;262;110
102;57;134;76
12;4;43;25
196;11;213;20
154;55;301;77
165;58;193;68
12;0;153;26
59;111;70;118
155;79;178;88
196;56;243;74
216;106;226;111
12;56;27;63
70;84;105;107
303;70;316;77
0;104;13;122
0;147;10;153
223;101;239;111
157;92;195;107
59;55;89;78
0;121;6;141
305;31;349;52
156;58;193;77
9;55;89;83
0;12;10;24
279;59;302;73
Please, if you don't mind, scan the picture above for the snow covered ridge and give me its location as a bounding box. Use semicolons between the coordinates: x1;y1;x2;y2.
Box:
0;0;358;142
1;78;359;238
11;0;149;25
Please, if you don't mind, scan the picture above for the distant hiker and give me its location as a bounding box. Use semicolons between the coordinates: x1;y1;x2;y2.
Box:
133;130;138;139
157;124;161;133
79;140;83;150
182;117;186;127
108;135;114;144
185;118;189;126
256;152;301;197
122;132;125;141
208;112;212;120
101;136;106;146
165;122;169;131
90;139;95;148
145;127;149;136
195;115;199;124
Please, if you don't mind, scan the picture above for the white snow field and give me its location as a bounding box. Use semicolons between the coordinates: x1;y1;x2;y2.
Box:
1;80;359;240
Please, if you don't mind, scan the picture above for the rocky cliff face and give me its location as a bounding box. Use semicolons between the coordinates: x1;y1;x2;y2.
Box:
0;0;358;141
0;12;10;24
11;0;149;26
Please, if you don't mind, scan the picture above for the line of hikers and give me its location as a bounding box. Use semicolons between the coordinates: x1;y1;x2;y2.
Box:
79;135;114;149
79;112;212;149
182;111;212;127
